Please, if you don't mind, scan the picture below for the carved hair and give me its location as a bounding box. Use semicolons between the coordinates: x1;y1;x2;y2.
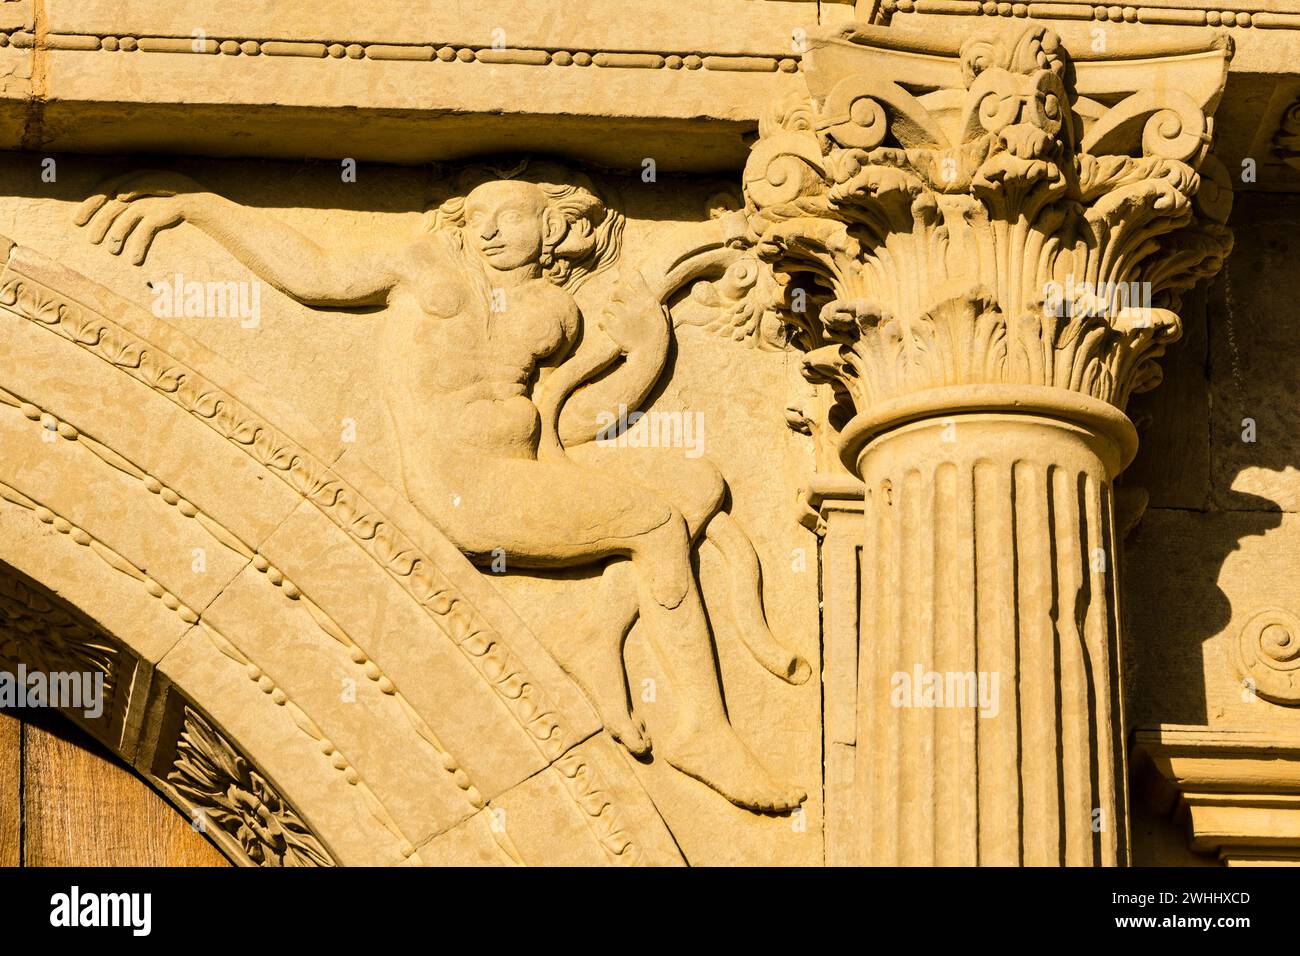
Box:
424;159;624;290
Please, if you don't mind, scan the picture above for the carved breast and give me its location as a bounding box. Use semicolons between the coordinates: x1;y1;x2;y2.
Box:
387;252;574;459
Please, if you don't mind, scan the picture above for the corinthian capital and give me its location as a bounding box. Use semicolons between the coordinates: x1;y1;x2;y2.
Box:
743;22;1233;469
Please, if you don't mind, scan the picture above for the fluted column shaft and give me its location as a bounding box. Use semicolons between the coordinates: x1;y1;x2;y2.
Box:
851;403;1130;865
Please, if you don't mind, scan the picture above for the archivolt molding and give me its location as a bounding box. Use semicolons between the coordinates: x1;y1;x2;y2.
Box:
0;462;423;863
0;386;498;844
552;750;648;865
0;256;578;765
0;552;340;867
0;239;677;866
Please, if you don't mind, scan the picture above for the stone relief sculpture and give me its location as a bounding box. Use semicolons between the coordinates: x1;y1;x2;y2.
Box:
0;0;1296;869
74;160;808;812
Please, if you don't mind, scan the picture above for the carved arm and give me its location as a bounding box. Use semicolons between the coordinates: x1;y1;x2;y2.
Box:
75;171;401;308
539;214;753;453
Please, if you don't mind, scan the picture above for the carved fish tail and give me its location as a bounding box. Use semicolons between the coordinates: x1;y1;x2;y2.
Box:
704;512;811;685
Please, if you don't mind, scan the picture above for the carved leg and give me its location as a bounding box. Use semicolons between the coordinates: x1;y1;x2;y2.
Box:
631;515;807;812
703;511;811;685
549;559;650;755
415;454;803;808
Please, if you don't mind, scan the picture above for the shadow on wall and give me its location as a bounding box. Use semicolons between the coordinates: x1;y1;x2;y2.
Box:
1116;193;1300;864
1123;191;1299;734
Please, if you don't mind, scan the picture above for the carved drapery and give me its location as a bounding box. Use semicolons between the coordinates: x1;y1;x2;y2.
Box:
739;22;1233;864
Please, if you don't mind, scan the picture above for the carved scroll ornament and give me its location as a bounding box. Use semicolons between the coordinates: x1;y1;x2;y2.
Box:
1237;608;1300;706
736;23;1233;466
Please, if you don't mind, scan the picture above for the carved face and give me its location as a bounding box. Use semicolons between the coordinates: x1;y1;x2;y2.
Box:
970;68;1066;159
463;180;552;271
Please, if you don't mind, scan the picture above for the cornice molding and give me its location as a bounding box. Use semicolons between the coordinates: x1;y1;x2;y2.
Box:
1136;727;1300;864
0;29;805;74
875;0;1300;31
0;7;1287;177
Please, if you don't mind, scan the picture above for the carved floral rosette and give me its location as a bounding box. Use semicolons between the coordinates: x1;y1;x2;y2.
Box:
168;705;334;867
738;22;1234;470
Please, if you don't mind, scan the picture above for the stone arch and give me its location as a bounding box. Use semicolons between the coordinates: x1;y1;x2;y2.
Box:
0;237;683;866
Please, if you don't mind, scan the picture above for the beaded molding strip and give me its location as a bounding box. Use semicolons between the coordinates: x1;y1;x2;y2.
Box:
0;30;804;74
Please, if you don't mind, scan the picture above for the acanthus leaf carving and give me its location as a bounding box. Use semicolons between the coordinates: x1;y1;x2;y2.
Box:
0;567;118;722
168;705;335;868
732;22;1233;465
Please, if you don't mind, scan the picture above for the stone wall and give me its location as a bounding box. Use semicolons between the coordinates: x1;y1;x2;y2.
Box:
2;3;1300;867
1125;193;1300;863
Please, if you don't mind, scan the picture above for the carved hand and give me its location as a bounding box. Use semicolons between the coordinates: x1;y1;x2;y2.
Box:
74;170;207;265
595;269;668;355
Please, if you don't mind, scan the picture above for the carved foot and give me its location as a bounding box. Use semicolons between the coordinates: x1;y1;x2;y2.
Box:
555;647;651;757
605;707;652;757
663;720;806;813
549;570;652;756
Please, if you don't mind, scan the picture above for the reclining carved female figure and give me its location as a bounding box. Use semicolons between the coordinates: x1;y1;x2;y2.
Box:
75;162;807;812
